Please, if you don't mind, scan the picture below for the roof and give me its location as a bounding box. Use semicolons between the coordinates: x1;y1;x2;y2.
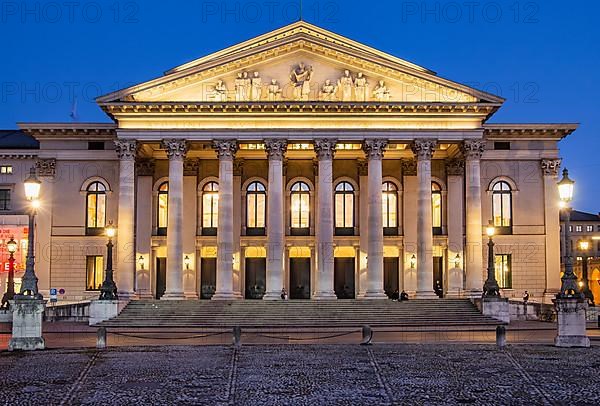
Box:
569;210;600;222
0;130;40;149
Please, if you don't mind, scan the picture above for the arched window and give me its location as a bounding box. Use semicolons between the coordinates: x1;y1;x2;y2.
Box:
432;182;442;235
202;182;219;236
246;181;266;236
290;181;310;236
335;181;355;235
382;181;398;236
492;181;512;233
86;181;106;235
157;182;168;235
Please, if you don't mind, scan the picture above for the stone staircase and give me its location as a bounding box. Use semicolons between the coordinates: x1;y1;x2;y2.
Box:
99;299;502;329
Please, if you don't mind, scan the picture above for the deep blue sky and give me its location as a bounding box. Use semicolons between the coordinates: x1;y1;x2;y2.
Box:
1;1;598;211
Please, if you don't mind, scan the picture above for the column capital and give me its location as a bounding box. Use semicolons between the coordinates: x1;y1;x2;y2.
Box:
461;139;485;160
540;158;562;177
233;158;245;176
34;158;56;178
162;139;189;160
212;139;238;160
264;139;288;160
357;159;368;176
114;140;138;160
411;139;437;160
402;159;417;176
362;139;388;160
314;139;337;160
183;158;199;176
136;159;155;176
445;158;465;176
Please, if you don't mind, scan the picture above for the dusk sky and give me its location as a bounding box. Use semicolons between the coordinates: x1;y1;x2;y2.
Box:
2;0;598;211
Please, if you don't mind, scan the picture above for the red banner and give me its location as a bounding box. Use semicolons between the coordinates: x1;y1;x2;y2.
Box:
0;226;28;273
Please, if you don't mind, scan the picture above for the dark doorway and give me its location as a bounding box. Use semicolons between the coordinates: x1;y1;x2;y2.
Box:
245;258;266;299
384;257;399;298
155;257;166;299
433;256;444;298
290;258;311;299
334;258;355;299
200;258;217;299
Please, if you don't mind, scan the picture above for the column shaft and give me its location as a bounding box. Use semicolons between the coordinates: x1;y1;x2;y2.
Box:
446;159;465;297
541;159;562;302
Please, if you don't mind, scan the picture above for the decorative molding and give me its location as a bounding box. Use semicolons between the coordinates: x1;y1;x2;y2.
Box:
411;139;437;160
314;139;337;160
20;123;116;139
362;139;388;160
114;140;138;160
357;159;368;176
161;139;189;160
264;139;288;161
233;158;245;176
212;139;238;159
312;158;319;176
484;124;577;140
136;159;155;176
184;159;200;176
540;158;562;177
35;158;56;177
402;159;417;176
445;158;465;176
0;153;37;159
460;139;485;160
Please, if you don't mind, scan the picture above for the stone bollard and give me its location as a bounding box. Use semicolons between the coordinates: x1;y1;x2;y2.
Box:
232;326;241;349
97;327;107;349
496;325;506;349
360;325;373;346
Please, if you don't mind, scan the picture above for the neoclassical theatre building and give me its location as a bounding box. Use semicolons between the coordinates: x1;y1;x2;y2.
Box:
0;22;576;302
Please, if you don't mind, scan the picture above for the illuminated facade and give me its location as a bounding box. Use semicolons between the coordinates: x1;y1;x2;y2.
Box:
0;22;577;302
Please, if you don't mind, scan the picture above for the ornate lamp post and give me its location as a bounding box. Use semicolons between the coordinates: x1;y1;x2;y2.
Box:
578;240;595;305
483;220;501;297
99;222;118;300
557;168;582;299
1;237;18;309
18;167;42;299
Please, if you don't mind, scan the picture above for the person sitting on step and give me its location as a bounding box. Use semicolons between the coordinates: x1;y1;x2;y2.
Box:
400;290;409;301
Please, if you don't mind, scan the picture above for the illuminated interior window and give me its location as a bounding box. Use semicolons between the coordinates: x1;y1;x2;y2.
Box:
382;181;397;228
336;143;362;150
202;182;219;229
291;181;310;230
494;254;512;289
0;165;13;174
157;182;169;230
432;182;442;229
239;143;265;150
86;181;106;231
492;181;512;229
246;181;266;230
86;255;104;291
289;143;313;150
335;181;354;230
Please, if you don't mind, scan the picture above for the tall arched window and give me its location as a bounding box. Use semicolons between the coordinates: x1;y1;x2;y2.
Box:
432;182;442;235
246;181;266;236
335;181;355;235
382;181;398;236
86;181;106;235
157;182;168;235
290;181;310;236
492;181;512;233
202;182;219;236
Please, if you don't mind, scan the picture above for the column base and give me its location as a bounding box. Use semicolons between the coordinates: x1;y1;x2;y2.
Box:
184;292;199;300
445;289;461;298
313;291;337;300
263;291;284;301
463;289;483;299
415;291;439;299
554;297;590;348
8;336;45;351
136;292;154;300
161;292;185;300
555;335;591;348
362;290;388;299
211;291;239;300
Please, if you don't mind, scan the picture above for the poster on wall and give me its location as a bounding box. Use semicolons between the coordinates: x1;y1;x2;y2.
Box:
0;226;29;275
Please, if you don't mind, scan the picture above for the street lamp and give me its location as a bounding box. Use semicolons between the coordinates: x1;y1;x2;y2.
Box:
483;220;501;297
557;168;583;299
0;237;18;309
18;167;42;299
578;240;595;305
99;221;118;300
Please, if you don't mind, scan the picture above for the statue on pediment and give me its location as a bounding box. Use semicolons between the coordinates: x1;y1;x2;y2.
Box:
242;72;252;101
290;62;313;101
320;79;337;101
373;80;390;101
251;71;262;101
268;79;282;101
355;72;368;102
235;73;246;101
338;70;354;101
212;80;228;102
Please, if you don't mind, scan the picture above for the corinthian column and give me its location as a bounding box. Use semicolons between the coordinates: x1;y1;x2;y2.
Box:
412;139;438;299
263;139;287;300
212;140;238;300
541;158;562;302
313;139;337;300
462;139;485;296
362;139;388;299
161;139;188;300
114;140;138;299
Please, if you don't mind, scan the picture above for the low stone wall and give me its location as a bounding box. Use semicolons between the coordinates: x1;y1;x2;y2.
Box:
45;301;90;322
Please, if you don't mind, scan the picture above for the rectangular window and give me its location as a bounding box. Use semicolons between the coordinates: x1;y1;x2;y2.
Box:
494;142;511;150
86;256;104;291
586;225;593;232
0;189;10;210
247;193;265;228
494;254;512;289
0;165;13;174
575;225;582;232
158;193;169;228
432;193;442;228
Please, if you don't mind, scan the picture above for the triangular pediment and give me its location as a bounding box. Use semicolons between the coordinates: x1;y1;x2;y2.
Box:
98;22;503;105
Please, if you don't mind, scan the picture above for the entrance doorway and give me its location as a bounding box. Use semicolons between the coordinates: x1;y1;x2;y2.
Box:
433;256;444;298
334;258;355;299
200;258;217;299
290;258;311;299
155;257;166;299
245;258;266;299
384;257;399;298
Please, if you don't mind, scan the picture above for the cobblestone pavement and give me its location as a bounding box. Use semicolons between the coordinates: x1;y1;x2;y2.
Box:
1;344;599;405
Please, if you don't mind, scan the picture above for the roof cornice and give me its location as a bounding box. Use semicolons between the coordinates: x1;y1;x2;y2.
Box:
18;123;117;139
484;123;578;140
